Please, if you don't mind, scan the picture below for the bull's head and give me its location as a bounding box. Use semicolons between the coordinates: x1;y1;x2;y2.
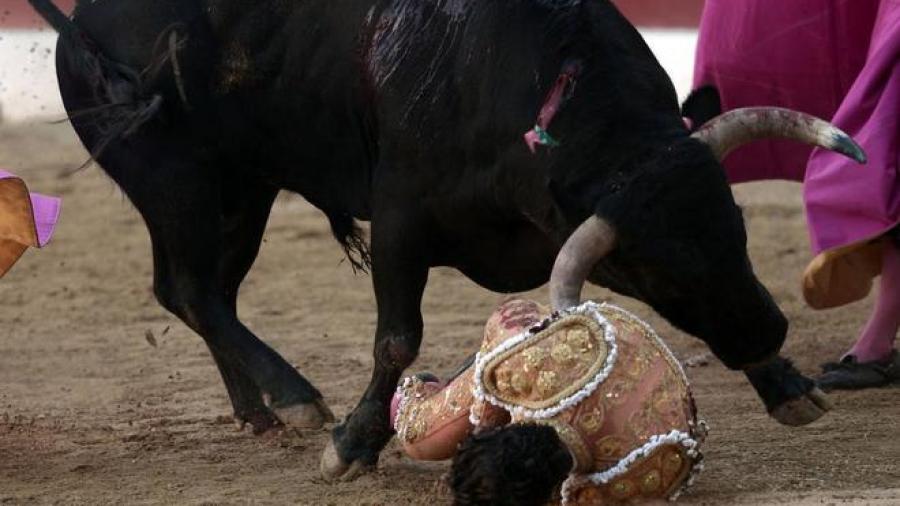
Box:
550;107;866;424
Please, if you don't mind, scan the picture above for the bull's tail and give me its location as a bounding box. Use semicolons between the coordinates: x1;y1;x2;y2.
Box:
27;0;82;41
28;0;168;170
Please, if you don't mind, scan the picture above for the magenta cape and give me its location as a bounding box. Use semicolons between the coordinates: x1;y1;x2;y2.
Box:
694;0;900;308
0;170;61;277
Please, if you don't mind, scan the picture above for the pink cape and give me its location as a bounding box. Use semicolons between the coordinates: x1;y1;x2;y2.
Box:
0;170;61;277
693;0;900;308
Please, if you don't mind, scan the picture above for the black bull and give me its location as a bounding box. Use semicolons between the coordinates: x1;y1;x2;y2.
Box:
29;0;863;478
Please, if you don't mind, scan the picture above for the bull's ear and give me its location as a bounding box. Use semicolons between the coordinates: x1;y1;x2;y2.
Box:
681;85;721;132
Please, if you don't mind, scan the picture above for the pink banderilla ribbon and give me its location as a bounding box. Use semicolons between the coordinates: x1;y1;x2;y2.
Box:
524;61;582;153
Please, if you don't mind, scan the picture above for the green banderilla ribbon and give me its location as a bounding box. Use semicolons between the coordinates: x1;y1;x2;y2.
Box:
532;125;560;148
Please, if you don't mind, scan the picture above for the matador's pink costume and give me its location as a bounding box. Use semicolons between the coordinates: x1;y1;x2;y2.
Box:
391;299;706;505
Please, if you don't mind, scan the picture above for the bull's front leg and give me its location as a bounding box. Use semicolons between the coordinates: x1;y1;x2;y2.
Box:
321;207;429;480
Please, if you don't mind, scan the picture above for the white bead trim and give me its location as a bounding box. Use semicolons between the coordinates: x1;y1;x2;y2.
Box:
560;429;702;505
669;419;709;501
470;301;618;421
468;406;482;427
393;376;424;440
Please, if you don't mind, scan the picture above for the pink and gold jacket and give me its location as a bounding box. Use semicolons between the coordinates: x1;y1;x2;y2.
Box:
392;299;706;505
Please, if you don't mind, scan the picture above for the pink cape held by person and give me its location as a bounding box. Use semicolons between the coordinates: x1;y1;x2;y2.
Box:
693;0;900;309
0;169;61;277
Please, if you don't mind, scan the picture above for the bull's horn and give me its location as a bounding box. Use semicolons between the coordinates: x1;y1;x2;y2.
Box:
550;216;617;311
692;107;867;164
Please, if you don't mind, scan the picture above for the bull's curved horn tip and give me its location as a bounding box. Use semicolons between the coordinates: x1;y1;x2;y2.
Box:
831;133;868;165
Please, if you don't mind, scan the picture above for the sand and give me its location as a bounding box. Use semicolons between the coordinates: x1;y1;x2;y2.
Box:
0;118;897;505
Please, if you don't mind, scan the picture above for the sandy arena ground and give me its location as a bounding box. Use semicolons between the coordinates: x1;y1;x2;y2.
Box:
0;115;898;504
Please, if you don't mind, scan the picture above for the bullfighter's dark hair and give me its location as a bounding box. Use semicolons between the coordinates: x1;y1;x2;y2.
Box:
450;424;573;506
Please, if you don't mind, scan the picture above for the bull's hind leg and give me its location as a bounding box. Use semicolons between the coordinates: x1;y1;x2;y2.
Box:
212;178;336;430
211;352;278;433
50;6;330;432
208;181;281;433
89;136;333;431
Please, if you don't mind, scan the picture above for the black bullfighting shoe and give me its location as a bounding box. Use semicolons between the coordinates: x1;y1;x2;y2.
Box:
817;350;900;391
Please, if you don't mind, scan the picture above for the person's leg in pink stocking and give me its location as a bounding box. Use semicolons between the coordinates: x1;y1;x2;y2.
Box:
850;243;900;363
819;242;900;390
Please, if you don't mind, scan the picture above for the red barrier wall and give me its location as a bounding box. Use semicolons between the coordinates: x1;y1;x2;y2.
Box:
2;0;75;29
1;0;702;29
613;0;704;28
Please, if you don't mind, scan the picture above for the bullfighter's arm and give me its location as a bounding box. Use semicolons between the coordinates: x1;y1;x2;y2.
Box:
390;298;548;461
391;367;508;461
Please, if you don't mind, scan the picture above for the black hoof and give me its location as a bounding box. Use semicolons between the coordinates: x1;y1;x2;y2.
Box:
745;356;833;427
320;438;376;481
234;408;281;434
319;400;392;481
769;387;832;426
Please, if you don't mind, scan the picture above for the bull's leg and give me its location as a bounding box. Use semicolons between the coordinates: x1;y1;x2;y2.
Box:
145;179;335;429
92;139;332;430
206;181;281;433
210;352;279;433
320;208;429;480
148;177;335;429
53;18;330;432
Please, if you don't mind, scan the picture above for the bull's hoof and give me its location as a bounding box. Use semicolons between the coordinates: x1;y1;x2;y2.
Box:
320;438;375;482
770;387;832;426
273;398;336;430
235;409;282;434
